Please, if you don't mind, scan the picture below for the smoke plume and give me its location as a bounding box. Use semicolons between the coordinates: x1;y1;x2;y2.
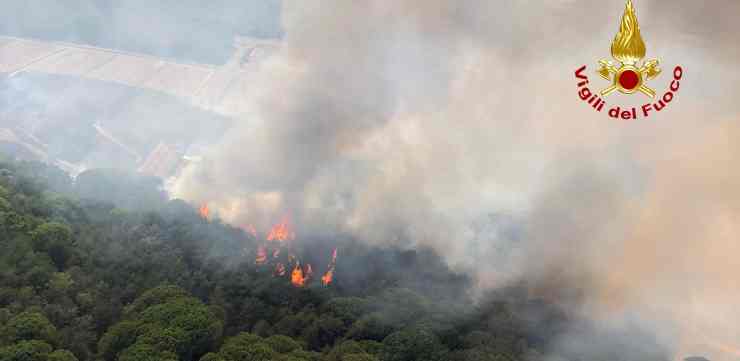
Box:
164;0;740;359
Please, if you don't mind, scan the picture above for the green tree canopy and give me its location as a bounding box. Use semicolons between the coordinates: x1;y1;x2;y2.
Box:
0;340;53;361
218;333;264;361
97;321;140;361
99;286;222;361
263;335;301;354
117;342;178;361
1;312;58;346
381;328;448;361
29;222;74;270
123;285;190;317
47;349;79;361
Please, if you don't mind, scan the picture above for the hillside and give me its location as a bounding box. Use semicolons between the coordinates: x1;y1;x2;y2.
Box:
0;157;669;361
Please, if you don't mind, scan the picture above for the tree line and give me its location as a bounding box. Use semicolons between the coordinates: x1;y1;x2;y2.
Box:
0;156;670;361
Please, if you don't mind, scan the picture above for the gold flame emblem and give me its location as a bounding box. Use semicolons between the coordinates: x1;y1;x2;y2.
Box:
598;0;661;97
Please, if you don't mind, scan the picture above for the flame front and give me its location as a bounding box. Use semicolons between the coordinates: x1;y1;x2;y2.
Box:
199;204;210;219
291;263;306;287
249;217;337;288
321;268;334;286
611;0;646;64
266;217;295;242
321;248;338;286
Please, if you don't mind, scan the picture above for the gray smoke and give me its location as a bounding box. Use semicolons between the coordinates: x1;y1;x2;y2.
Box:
5;0;735;359
0;0;281;64
172;1;740;359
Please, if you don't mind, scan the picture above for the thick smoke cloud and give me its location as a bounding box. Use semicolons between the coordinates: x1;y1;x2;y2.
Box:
164;0;739;359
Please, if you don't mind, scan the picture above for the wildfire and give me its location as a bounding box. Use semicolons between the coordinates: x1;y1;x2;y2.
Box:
266;217;295;242
321;267;334;286
199;204;210;219
291;263;306;287
250;216;337;288
255;246;268;265
321;248;338;286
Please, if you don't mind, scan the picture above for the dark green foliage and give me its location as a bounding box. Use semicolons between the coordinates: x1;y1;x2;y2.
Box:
355;341;383;358
197;353;223;361
123;286;191;317
138;297;223;358
97;321;139;361
233;343;274;361
345;314;394;342
301;315;345;350
212;333;315;361
1;312;58;346
324;298;368;326
0;340;53;361
218;333;263;361
117;342;178;361
325;340;368;361
30;223;74;270
136;327;189;357
0;158;671;361
263;335;301;354
285;349;320;361
30;223;71;253
99;286;222;361
381;328;448;361
47;350;79;361
342;354;379;361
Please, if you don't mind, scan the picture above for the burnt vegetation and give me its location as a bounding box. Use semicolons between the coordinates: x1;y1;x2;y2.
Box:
0;157;669;361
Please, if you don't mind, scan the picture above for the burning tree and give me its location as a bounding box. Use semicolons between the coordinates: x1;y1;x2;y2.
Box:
199;203;210;219
252;217;338;288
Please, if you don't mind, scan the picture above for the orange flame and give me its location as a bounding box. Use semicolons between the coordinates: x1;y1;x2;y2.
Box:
199;204;210;219
291;263;306;287
322;248;338;286
321;267;334;286
255;245;268;265
266;217;295;242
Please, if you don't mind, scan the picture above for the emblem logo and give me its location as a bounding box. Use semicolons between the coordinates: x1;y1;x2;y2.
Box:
597;0;660;98
574;0;684;120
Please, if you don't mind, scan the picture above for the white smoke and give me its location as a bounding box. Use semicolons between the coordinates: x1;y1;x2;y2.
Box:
168;1;740;359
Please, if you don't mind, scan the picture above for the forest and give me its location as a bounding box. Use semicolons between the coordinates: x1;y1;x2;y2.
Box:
0;156;669;361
